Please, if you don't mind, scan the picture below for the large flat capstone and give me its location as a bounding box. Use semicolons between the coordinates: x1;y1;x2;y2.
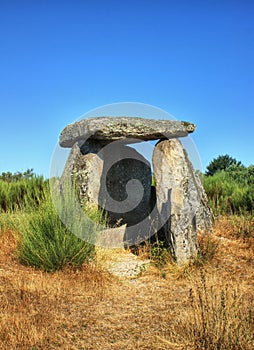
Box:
60;117;196;148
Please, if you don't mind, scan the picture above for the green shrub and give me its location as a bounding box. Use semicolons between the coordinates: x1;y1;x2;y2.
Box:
203;170;254;215
147;240;172;270
14;194;96;272
0;176;46;213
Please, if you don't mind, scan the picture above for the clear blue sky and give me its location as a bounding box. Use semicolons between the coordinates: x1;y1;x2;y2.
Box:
0;0;253;178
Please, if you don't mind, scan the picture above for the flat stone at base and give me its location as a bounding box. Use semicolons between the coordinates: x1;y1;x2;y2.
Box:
96;225;127;248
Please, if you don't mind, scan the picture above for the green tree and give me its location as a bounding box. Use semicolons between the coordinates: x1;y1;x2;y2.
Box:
0;169;35;182
205;154;243;176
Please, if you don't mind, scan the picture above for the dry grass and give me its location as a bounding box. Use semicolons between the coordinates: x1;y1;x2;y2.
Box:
0;215;254;349
165;272;253;350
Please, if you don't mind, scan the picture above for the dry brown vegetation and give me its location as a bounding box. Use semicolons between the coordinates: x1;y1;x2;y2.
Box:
0;216;254;350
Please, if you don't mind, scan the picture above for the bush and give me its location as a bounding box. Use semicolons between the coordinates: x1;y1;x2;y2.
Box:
0;176;46;212
14;194;96;272
203;171;254;215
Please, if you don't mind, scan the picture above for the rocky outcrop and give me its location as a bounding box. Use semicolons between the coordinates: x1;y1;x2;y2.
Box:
60;117;196;147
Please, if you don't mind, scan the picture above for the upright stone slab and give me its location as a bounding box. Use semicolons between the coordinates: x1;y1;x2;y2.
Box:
62;141;104;205
152;139;200;263
192;171;214;232
98;143;152;227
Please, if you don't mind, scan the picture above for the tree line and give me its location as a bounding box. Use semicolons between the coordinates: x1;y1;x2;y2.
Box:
203;155;254;215
0;156;253;215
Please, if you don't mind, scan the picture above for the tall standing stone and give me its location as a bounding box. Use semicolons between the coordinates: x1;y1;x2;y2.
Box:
62;141;104;205
152;139;200;263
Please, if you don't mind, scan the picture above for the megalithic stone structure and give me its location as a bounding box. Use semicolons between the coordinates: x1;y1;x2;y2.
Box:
59;116;213;263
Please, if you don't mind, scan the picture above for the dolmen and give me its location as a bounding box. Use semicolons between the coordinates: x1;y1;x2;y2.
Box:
59;117;213;263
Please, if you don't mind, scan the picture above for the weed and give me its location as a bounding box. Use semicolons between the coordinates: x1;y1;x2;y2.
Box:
182;271;254;350
228;215;254;239
148;240;172;269
194;234;220;266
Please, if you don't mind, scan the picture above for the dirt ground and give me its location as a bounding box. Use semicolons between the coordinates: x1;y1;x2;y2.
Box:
0;218;253;349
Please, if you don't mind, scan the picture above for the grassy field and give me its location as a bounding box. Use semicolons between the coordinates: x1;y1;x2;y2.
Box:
0;171;253;349
0;215;253;350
